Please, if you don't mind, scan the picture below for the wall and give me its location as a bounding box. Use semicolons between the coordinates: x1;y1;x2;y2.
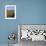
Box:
0;0;17;44
0;0;46;44
16;0;46;24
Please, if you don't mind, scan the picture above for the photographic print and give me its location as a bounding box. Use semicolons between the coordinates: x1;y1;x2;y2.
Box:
5;5;16;19
18;24;46;41
18;24;46;46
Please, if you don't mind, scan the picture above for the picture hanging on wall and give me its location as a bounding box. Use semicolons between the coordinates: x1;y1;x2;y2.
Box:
5;5;16;19
18;24;46;42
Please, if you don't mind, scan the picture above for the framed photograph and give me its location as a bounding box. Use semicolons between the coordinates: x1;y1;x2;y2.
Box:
18;24;46;42
5;5;16;19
